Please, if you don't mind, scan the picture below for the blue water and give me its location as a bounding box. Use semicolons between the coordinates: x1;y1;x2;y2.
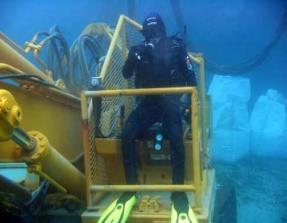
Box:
0;1;287;222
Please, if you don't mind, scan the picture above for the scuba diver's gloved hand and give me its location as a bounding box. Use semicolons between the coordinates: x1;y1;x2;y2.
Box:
128;44;153;65
123;45;147;79
145;37;161;49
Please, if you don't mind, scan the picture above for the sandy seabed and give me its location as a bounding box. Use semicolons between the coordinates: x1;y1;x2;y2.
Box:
215;156;287;223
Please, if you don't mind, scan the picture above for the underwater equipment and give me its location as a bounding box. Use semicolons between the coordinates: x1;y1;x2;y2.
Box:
98;192;137;223
171;192;198;223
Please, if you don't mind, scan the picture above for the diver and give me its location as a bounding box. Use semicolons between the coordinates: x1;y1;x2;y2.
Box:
98;13;197;223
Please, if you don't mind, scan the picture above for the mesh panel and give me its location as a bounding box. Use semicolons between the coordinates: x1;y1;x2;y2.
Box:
97;17;142;137
86;16;142;186
88;100;108;184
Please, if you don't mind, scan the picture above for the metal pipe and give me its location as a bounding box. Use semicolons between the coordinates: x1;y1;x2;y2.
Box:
191;89;202;207
30;165;67;194
11;128;36;153
0;63;24;74
90;184;195;192
84;86;195;97
122;15;142;29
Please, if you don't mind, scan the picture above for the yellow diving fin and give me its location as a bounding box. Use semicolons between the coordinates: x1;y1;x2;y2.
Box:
170;192;198;223
98;192;137;223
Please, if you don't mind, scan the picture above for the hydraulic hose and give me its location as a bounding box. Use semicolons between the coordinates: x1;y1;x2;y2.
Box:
70;32;107;93
26;26;71;87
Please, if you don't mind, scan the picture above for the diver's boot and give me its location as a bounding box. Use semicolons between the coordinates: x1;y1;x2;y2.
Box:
170;192;198;223
98;192;137;223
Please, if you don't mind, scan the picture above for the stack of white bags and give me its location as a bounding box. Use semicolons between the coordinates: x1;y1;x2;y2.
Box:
250;89;287;157
208;75;251;163
208;75;287;163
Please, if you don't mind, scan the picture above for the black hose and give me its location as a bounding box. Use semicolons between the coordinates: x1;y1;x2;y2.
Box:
170;0;287;74
205;7;287;74
28;26;71;86
70;33;107;92
46;26;71;83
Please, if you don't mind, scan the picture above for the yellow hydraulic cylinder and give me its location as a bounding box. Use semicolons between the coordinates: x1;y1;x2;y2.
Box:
16;131;86;201
0;89;22;141
0;89;85;201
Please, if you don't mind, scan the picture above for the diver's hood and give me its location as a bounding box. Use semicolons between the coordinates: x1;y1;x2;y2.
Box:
141;13;167;40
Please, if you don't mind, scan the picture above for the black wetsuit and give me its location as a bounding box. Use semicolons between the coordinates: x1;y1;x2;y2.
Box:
122;36;196;184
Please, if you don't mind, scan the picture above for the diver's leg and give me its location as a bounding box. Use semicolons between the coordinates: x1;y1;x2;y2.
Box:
162;102;185;184
163;101;198;223
98;103;158;223
122;102;159;184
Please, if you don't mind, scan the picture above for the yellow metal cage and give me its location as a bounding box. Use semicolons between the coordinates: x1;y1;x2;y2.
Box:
80;15;214;223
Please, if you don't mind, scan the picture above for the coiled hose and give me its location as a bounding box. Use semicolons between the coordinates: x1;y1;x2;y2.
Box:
26;25;71;85
70;33;108;93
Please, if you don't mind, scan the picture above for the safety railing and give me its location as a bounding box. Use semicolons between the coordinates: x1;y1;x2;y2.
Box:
81;86;204;209
80;14;210;213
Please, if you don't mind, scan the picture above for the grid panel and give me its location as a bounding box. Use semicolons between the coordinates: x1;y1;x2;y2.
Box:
87;16;142;185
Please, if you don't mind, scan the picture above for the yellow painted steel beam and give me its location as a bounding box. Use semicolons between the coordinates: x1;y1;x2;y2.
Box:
90;184;195;192
0;33;52;83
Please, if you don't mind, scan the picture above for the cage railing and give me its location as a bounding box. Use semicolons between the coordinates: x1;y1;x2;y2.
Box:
81;86;204;209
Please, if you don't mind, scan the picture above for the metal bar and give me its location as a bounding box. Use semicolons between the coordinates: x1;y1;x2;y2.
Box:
12;128;35;153
191;89;202;207
0;63;24;74
30;166;67;194
90;184;196;192
199;57;208;156
81;92;88;120
81;111;92;205
122;15;142;30
99;15;125;80
84;87;195;97
189;53;201;65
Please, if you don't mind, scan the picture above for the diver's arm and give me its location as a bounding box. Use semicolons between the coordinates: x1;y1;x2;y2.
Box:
122;45;143;79
171;37;197;86
122;56;135;79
